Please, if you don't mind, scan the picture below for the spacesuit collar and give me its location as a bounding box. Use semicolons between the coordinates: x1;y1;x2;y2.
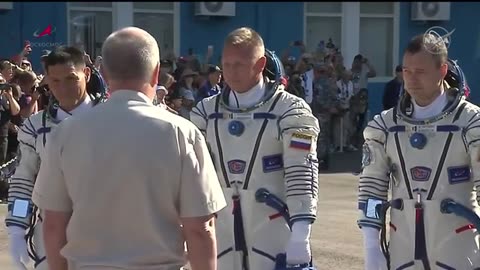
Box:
56;95;92;122
397;86;463;124
411;90;448;120
229;77;265;108
108;89;152;104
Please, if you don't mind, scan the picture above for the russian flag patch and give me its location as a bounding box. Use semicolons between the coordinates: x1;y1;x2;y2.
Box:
289;133;312;150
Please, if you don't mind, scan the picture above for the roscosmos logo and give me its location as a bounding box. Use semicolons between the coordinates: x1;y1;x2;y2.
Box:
29;24;63;48
33;24;57;38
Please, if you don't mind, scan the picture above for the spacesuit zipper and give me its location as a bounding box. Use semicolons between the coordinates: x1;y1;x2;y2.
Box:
414;192;430;269
232;191;249;270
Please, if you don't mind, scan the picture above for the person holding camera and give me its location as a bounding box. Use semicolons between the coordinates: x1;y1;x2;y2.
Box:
351;54;376;134
0;80;20;166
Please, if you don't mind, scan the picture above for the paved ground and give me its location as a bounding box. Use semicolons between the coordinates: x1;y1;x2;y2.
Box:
0;151;364;270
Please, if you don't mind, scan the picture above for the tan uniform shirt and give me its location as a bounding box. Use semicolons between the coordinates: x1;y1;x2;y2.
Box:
32;89;226;270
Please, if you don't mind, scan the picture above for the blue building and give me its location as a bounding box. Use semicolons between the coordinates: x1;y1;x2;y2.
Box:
1;2;477;116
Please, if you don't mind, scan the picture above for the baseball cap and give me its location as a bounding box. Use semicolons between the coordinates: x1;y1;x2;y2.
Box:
156;85;168;93
207;65;221;74
182;89;195;101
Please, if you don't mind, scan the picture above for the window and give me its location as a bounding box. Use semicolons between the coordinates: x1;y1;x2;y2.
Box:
359;2;395;77
305;3;342;53
304;2;398;79
68;3;113;58
133;2;175;59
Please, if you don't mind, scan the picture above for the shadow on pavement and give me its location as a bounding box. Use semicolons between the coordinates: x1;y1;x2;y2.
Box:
321;150;362;174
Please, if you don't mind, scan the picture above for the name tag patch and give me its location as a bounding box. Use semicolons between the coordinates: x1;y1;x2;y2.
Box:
228;160;246;174
262;154;283;173
410;166;431;181
448;166;471;184
289;133;313;151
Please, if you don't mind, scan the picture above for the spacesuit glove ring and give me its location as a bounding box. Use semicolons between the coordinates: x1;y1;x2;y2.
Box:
7;226;30;270
286;221;312;265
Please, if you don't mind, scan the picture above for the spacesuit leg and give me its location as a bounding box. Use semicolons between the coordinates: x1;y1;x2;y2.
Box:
216;188;243;270
31;219;48;270
388;200;416;270
240;190;291;270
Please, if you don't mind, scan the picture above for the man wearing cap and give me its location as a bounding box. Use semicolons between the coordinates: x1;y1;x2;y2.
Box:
155;85;178;114
197;65;222;103
382;64;403;110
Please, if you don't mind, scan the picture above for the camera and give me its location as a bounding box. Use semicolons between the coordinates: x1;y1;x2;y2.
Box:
0;84;10;91
35;84;49;95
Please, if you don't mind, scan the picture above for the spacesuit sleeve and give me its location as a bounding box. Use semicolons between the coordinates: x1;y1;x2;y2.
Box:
357;114;390;230
5;117;39;229
190;99;209;135
278;97;320;224
463;112;480;205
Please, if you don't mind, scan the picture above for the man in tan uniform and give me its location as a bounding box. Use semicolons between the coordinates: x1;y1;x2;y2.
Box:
32;27;226;270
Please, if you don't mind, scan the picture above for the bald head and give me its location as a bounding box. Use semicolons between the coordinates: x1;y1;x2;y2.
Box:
101;27;160;83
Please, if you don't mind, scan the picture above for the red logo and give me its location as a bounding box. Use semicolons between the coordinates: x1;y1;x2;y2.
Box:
228;160;246;174
410;166;431;181
33;25;56;38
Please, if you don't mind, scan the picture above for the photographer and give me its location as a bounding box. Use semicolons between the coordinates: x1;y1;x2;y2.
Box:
15;70;39;118
0;81;20;166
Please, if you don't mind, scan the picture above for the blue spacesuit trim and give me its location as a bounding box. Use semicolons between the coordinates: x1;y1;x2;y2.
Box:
290;214;316;223
213;95;231;188
396;261;414;270
357;219;382;229
243;92;283;190
436;261;455;270
389;126;406;132
393;129;414;199
208;112;277;120
19;126;36;137
36;127;51;134
251;247;276;262
427;102;467;200
217;247;233;259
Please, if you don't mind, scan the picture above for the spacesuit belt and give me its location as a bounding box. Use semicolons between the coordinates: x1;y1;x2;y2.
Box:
414;202;431;269
232;196;249;269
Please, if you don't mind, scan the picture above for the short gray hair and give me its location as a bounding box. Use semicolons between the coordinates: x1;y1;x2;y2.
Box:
102;27;160;82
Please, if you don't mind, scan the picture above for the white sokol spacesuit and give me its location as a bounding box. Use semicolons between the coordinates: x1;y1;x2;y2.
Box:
5;96;97;270
190;57;320;269
358;60;480;269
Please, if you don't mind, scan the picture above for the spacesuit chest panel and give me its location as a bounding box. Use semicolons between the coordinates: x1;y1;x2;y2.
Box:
386;104;472;202
206;92;285;193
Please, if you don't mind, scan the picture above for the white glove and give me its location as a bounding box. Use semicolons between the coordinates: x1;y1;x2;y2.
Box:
7;226;30;270
362;227;387;270
285;221;312;265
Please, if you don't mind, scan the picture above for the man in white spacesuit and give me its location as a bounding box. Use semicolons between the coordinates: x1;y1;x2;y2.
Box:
190;27;320;270
358;33;480;270
4;46;107;270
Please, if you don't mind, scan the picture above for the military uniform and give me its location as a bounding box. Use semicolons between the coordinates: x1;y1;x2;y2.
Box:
312;77;338;169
